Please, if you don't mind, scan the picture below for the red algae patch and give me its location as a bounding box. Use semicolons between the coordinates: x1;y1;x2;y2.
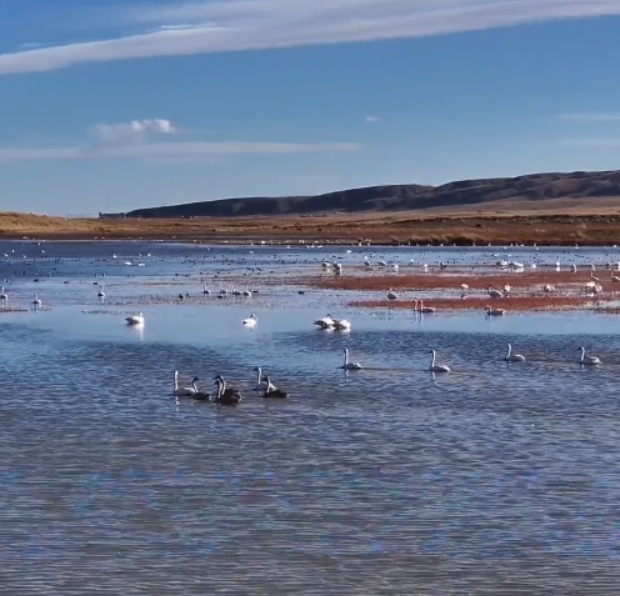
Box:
348;296;613;312
299;270;619;292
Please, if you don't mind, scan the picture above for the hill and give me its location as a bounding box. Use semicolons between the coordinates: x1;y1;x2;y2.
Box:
124;170;620;218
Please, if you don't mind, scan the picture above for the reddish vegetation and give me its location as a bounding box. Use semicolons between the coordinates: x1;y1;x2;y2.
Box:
300;270;620;292
348;296;611;312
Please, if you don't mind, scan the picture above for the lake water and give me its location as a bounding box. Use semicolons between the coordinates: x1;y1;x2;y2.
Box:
2;241;620;594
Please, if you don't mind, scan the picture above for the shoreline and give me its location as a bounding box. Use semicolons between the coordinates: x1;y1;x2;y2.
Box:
4;211;620;246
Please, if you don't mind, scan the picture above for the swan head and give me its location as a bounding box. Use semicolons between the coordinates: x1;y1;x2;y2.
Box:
252;366;261;372
577;346;585;352
192;376;200;383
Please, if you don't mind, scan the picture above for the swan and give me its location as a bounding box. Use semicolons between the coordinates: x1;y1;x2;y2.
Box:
97;286;105;298
252;366;271;390
485;306;505;316
328;315;351;331
341;348;363;370
126;312;144;325
429;350;450;373
387;289;398;300
504;343;525;362
261;375;288;398
202;283;210;295
0;287;7;302
417;299;436;314
313;315;335;329
578;346;601;365
488;286;503;299
190;378;212;401
174;371;198;396
243;313;257;328
213;376;243;405
33;295;42;307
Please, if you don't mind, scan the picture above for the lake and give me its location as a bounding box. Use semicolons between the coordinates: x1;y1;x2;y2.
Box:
1;240;620;594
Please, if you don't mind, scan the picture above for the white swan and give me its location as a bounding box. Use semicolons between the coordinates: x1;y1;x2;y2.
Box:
578;346;601;365
252;366;276;392
314;315;335;329
125;312;144;325
328;315;351;331
341;348;363;370
504;343;525;362
417;299;436;314
429;350;450;373
174;371;198;396
243;313;258;328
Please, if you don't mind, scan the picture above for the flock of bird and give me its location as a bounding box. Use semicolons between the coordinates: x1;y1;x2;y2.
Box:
172;341;604;407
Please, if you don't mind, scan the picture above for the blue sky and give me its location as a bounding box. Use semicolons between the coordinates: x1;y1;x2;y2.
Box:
2;1;620;215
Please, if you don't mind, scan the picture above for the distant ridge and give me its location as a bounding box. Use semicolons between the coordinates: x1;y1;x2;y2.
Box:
121;170;620;219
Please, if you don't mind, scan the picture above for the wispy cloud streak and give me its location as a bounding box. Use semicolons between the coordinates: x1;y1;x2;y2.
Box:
0;140;362;162
2;0;620;74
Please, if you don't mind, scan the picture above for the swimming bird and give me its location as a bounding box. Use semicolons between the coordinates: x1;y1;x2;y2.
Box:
578;346;601;365
429;350;450;373
261;376;288;398
125;312;144;325
33;295;42;307
202;283;211;295
173;371;199;397
97;286;105;298
328;315;351;331
417;299;436;314
504;343;525;362
485;306;506;316
0;287;7;303
243;313;258;328
252;366;267;390
213;376;243;405
341;348;363;370
189;378;212;401
313;315;335;329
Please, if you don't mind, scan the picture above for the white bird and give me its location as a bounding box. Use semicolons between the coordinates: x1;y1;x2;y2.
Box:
387;289;398;300
243;313;258;328
543;284;554;294
173;371;198;397
429;350;450;373
488;286;503;299
328;315;351;331
416;299;436;314
125;312;144;325
243;288;252;297
202;283;211;295
33;295;42;307
504;343;525;362
97;286;105;298
578;346;601;365
503;284;511;295
341;348;363;370
313;315;335;329
252;366;272;390
0;286;7;302
334;263;343;273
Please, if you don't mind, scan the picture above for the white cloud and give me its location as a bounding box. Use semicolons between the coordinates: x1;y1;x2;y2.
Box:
365;115;382;123
0;140;362;162
91;119;176;147
2;0;620;74
559;113;620;122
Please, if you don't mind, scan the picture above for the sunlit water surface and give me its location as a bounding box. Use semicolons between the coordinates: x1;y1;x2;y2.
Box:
2;241;620;594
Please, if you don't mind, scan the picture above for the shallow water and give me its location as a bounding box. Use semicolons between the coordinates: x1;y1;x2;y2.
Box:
2;241;620;594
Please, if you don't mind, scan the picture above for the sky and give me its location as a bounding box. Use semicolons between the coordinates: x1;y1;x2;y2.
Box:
2;1;620;215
